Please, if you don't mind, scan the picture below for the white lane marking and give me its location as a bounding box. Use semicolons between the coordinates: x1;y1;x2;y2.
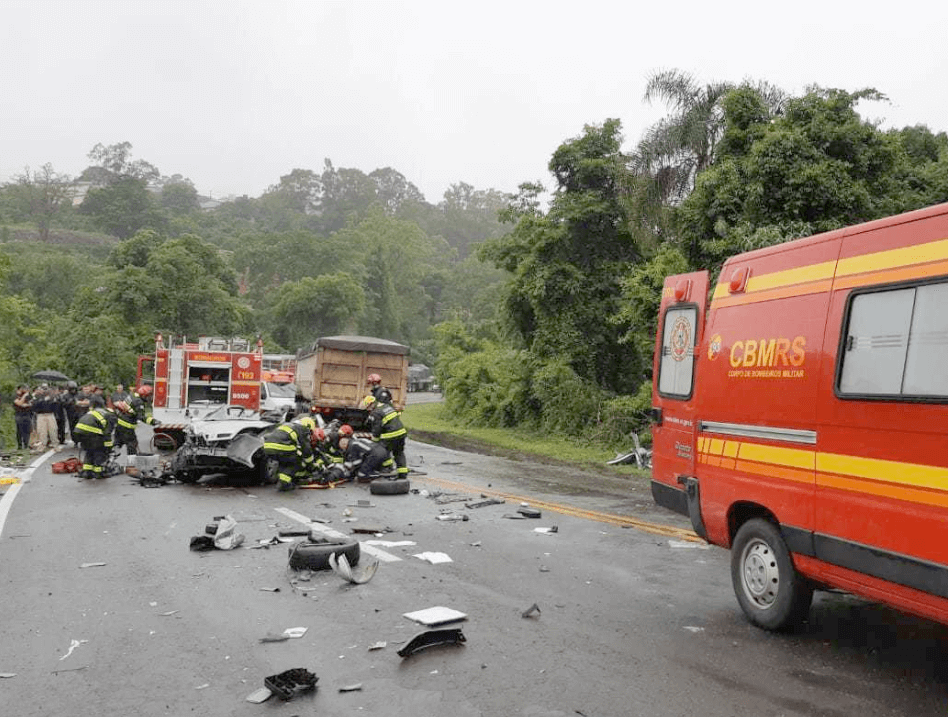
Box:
275;507;401;563
0;450;57;537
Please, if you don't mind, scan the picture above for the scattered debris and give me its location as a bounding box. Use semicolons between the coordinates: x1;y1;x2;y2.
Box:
436;513;469;522
278;530;310;537
397;628;467;657
259;587;281;592
521;603;541;618
412;552;453;565
539;565;551;573
195;683;210;690
403;606;467;626
502;514;527;520
259;633;290;644
339;683;363;692
351;527;391;535
348;500;375;508
245;687;273;703
683;626;705;633
534;526;559;535
189;515;245;551
464;498;505;509
0;673;16;678
160;610;179;616
264;668;318;700
364;540;416;547
59;639;88;661
470;541;482;547
50;666;87;675
329;552;379;584
79;562;107;569
368;642;387;651
517;506;542;519
283;627;308;639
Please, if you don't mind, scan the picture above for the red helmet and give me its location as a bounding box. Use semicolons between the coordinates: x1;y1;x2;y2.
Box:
339;424;354;437
367;373;382;385
136;385;153;398
314;428;326;442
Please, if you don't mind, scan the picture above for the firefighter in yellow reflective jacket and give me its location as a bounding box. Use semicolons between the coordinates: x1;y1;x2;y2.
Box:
73;407;117;479
262;415;320;492
362;390;408;478
113;389;161;456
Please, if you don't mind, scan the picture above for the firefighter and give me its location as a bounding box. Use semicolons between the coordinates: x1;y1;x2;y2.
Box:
73;406;117;479
262;415;320;492
62;381;82;444
362;390;408;479
113;387;160;456
337;434;390;482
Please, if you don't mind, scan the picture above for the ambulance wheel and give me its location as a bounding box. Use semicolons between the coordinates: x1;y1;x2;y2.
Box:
731;518;813;631
369;477;410;495
288;537;360;571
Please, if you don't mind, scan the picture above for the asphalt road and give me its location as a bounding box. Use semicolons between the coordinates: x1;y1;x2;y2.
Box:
1;427;947;716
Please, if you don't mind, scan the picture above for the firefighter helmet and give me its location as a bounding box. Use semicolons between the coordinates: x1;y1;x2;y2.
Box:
360;395;376;410
136;385;153;398
367;373;382;385
298;416;317;431
339;424;354;437
377;388;393;404
314;428;326;442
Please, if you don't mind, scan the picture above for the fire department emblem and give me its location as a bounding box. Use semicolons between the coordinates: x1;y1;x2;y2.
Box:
237;357;250;369
670;316;691;362
708;334;722;361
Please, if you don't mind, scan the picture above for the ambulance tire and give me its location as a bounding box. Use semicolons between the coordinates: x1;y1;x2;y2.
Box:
288;537;361;571
731;518;813;631
369;477;410;495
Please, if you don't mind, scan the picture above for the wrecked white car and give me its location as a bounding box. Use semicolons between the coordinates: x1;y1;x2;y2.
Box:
168;405;278;484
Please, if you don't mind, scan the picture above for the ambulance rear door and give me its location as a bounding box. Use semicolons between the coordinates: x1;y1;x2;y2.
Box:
650;271;709;528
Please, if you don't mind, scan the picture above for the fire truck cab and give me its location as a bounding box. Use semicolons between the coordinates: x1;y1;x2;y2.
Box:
651;202;948;630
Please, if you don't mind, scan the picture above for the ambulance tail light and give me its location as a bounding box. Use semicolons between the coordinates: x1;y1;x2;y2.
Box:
729;267;749;294
674;280;691;302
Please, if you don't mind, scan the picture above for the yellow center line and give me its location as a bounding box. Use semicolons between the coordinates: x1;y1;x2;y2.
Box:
417;475;703;542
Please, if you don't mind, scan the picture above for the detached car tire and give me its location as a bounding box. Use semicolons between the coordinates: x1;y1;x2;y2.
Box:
288;537;360;571
369;477;410;495
730;518;813;631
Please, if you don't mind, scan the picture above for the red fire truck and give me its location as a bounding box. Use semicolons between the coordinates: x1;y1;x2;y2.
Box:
651;201;948;630
138;334;264;423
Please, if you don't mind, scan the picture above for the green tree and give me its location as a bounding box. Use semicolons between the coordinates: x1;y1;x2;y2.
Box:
7;164;73;241
80;176;160;238
160;179;200;215
481;119;641;393
269;273;366;350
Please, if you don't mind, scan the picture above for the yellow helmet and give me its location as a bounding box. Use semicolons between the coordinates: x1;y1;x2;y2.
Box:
360;395;376;410
298;416;316;431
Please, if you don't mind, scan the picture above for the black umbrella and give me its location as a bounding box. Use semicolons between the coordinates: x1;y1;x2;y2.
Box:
31;369;71;383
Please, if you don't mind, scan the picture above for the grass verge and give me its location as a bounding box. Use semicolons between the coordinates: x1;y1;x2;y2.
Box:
401;401;648;479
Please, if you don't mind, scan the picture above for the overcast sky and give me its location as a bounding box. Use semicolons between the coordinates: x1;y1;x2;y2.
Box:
2;0;946;203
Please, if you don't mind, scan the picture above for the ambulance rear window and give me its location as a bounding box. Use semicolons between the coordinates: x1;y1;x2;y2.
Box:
838;280;948;398
658;306;697;398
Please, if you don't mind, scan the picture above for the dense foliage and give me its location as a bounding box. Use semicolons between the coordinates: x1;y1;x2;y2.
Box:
3;77;947;453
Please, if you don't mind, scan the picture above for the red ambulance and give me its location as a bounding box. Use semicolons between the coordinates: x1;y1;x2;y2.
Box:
651;201;948;630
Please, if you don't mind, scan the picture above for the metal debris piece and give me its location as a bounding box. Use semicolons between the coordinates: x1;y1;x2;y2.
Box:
283;627;308;638
329;552;379;584
59;639;88;661
348;500;374;507
517;506;541;518
264;668;318;700
534;526;559;534
0;673;16;678
79;562;106;569
278;530;310;537
339;683;363;692
367;642;387;651
464;498;505;509
160;610;179;616
259;587;281;592
245;687;272;703
412;552;453;564
436;513;469;522
403;606;468;626
521;603;541;618
259;633;290;643
397;628;467;657
502;514;526;520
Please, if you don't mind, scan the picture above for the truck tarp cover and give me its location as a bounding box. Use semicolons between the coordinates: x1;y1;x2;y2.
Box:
315;335;409;355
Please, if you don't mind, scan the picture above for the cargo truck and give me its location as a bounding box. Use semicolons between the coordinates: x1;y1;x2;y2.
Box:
295;335;410;427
